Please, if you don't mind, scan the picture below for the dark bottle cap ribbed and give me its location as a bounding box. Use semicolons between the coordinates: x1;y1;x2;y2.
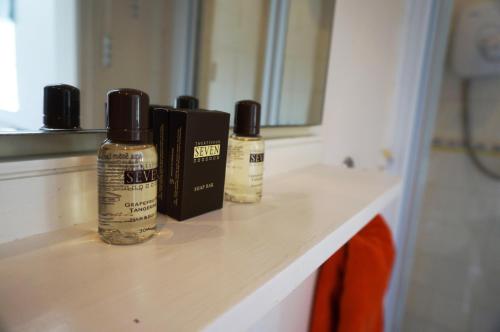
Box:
175;95;199;110
234;100;261;136
43;84;80;129
106;88;151;143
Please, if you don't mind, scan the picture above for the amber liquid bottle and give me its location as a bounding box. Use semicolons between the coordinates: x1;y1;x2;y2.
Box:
98;89;158;245
225;100;265;203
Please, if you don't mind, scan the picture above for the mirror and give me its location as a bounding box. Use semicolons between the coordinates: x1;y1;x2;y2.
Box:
0;0;334;132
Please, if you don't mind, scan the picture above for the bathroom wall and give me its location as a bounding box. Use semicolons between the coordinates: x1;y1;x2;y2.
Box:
404;149;500;331
404;1;500;330
321;0;405;169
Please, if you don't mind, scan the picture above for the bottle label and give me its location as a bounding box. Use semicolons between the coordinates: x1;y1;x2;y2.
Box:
249;153;264;163
124;169;158;184
98;149;157;235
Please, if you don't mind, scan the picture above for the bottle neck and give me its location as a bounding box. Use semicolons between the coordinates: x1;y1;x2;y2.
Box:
232;129;260;137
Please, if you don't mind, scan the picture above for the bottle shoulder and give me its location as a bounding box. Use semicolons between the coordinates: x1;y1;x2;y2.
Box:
99;139;156;152
228;135;264;151
229;134;264;143
229;135;264;147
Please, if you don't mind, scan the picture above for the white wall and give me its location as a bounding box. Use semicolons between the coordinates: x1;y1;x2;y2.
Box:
248;0;408;331
322;0;405;169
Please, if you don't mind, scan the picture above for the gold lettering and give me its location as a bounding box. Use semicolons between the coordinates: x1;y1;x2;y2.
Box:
193;144;221;159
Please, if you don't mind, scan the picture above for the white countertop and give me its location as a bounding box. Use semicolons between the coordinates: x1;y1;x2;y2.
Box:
0;164;400;332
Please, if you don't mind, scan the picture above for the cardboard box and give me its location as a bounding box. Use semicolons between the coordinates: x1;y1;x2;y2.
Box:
150;105;172;213
165;109;230;220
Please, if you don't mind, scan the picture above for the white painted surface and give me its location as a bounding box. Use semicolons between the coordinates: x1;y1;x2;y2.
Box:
317;1;440;331
321;0;405;169
0;136;324;331
247;272;318;332
0;155;97;244
264;135;324;178
385;1;454;330
0;136;323;244
0;136;325;332
0;164;400;332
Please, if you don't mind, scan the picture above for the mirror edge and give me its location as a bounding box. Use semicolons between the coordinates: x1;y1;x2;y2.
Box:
0;130;106;161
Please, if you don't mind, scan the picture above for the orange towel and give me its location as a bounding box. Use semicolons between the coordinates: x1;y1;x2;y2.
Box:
309;215;395;332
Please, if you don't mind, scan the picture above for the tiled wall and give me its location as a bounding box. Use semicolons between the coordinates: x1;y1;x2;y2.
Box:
404;149;500;331
403;1;500;329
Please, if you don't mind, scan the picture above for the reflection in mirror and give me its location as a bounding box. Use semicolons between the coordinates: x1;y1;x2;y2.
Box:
197;0;334;126
0;0;334;132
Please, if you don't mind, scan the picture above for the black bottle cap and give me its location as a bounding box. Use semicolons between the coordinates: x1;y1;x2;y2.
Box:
234;100;261;137
106;88;151;143
43;84;80;129
175;95;199;109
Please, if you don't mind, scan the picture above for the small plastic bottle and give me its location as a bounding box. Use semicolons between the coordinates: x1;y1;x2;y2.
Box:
98;89;158;244
225;100;264;203
41;84;81;130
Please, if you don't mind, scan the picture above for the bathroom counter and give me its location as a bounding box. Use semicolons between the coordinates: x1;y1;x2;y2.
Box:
0;164;400;331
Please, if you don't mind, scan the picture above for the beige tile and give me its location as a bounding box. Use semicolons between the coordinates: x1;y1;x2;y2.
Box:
405;281;434;320
469;305;500;332
429;292;470;332
402;313;454;332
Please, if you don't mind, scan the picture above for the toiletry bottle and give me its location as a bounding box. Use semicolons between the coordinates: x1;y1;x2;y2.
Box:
175;95;199;109
225;100;264;203
42;84;80;130
98;89;158;244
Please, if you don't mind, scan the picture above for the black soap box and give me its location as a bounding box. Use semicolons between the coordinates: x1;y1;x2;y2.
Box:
165;109;230;221
150;105;172;214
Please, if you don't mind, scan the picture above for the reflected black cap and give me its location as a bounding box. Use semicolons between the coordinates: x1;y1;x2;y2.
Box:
106;88;151;142
175;95;199;110
234;100;261;137
43;84;80;129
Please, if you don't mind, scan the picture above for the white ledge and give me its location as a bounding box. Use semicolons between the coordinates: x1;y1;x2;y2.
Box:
0;164;400;332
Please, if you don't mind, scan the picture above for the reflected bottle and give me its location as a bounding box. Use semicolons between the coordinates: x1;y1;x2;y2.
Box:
41;84;81;130
175;95;199;109
98;89;158;245
225;100;264;203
